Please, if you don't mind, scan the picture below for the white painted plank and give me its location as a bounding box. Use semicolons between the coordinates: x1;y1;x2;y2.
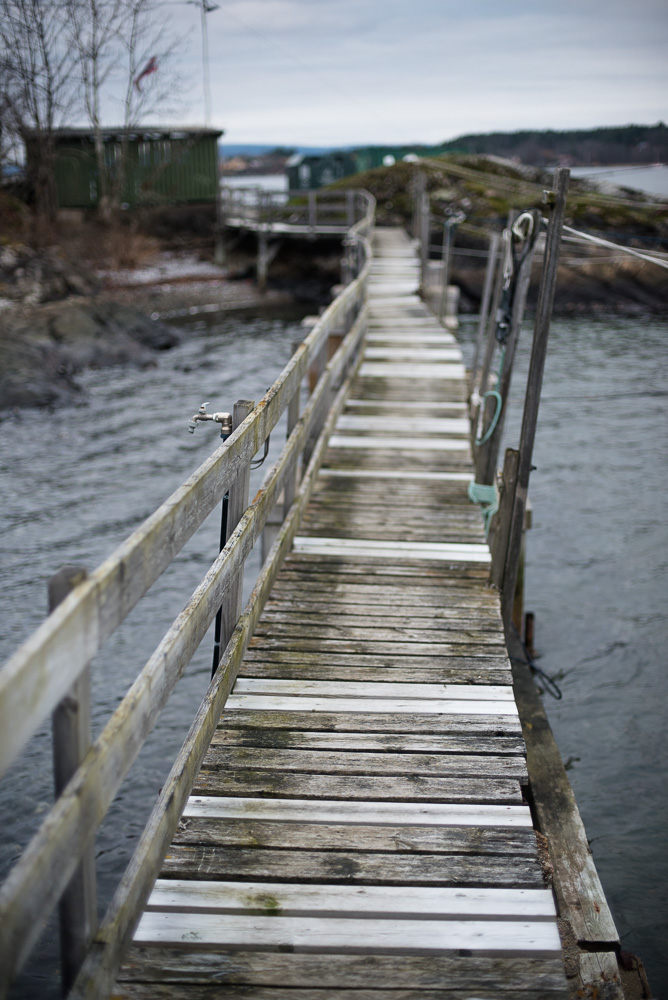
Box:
147;880;557;920
346;400;467;411
183;797;532;827
366;332;457;344
133;912;562;956
292;537;491;563
335;416;470;434
224;695;517;716
318;468;472;482
359;363;467;379
364;348;462;361
233;679;514;701
328;435;470;452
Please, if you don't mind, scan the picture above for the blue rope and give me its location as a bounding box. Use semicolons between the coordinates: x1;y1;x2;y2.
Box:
467;479;499;537
475;390;502;446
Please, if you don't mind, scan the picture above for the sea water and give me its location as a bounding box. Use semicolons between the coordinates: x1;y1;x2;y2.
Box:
0;311;666;995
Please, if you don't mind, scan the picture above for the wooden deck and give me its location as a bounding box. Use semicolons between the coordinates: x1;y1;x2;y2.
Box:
115;228;568;997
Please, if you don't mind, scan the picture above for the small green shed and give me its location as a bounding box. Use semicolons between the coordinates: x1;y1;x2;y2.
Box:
41;126;222;210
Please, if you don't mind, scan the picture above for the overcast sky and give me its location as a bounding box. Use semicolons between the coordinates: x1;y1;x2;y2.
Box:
155;0;667;147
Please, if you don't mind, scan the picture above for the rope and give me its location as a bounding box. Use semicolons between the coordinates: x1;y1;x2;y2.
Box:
510;624;563;700
467;479;499;536
558;222;668;270
475;346;506;446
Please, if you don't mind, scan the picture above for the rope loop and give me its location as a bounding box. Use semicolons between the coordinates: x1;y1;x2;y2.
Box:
475;390;502;446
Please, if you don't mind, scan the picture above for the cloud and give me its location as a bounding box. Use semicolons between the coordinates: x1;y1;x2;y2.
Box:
159;0;668;144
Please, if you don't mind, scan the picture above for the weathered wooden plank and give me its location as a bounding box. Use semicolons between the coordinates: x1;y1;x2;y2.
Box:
192;771;523;804
224;694;517;716
292;537;491;563
117;947;569;991
161;846;544;889
201;746;527;781
297;525;486;544
240;649;509;668
133;912;559;955
146;881;555;919
237;665;512;686
231;680;512;700
267;583;500;605
254;618;503;639
215;728;525;756
346;399;467;410
173;819;536;854
279;559;491;581
328;436;469;452
220;708;522;734
237;664;514;687
262;599;501;621
183;795;531;827
245;643;509;660
318;468;472;481
114;985;565;999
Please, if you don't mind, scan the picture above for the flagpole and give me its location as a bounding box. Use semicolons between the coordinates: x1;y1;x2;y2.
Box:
200;0;212;126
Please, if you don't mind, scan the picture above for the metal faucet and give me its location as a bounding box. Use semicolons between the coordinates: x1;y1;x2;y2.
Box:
188;403;233;438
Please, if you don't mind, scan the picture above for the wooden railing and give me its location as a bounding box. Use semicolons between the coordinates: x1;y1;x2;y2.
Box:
0;196;375;1000
222;186;373;235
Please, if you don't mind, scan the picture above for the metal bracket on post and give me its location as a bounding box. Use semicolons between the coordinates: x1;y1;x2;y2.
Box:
49;565;97;995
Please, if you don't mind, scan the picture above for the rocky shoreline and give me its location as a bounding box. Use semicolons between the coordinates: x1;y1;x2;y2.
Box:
0;277;294;412
1;233;666;413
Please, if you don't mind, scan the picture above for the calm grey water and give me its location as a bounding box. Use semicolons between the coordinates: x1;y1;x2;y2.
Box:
458;314;668;990
0;311;666;995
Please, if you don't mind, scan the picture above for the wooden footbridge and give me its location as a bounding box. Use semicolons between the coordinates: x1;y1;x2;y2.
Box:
0;170;631;999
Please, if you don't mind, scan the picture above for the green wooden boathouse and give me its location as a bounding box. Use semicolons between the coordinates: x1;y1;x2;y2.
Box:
41;126;222;210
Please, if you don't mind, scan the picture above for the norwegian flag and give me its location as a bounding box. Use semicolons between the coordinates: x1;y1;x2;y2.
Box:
134;56;158;92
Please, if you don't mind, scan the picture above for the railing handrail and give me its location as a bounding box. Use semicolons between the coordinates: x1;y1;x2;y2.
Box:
222;186;374;235
0;194;375;998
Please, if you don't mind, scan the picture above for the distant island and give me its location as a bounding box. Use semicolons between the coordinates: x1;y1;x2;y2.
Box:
220;124;668;175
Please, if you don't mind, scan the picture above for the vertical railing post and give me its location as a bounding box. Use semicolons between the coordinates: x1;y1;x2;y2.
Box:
49;565;97;995
283;353;302;518
412;170;426;239
346;189;355;227
471;232;501;385
500;168;570;629
474;210;542;486
308;190;317;232
470;234;507;441
419;193;430;290
218;400;255;652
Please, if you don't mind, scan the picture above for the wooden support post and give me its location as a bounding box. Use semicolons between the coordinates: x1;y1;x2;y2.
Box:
49;565;97;995
470;232;500;385
489;447;519;590
308;190;317;233
501;168;570;628
257;231;268;291
437;219;452;322
470;229;507;439
412;170;426;239
419;193;430;290
346;189;354;227
219;400;254;650
475;210;542;486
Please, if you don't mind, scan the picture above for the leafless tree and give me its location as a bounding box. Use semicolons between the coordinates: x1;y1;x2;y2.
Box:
0;0;77;226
